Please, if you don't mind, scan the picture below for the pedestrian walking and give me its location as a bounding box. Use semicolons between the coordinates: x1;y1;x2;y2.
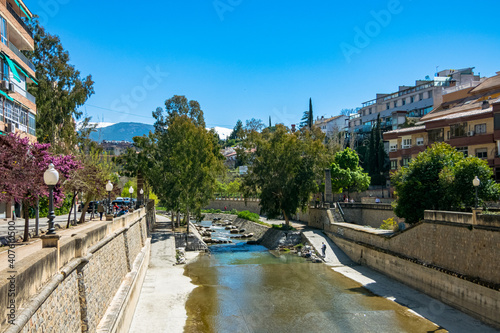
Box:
97;203;105;220
321;242;326;258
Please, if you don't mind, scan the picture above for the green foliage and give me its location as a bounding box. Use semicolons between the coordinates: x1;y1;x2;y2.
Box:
26;18;94;154
237;210;261;223
272;224;296;231
229;120;244;141
241;125;328;225
202;209;222;213
129;96;226;222
330;147;370;194
392;142;500;224
121;180;136;198
30;194;74;218
380;217;398;231
361;114;389;185
300;98;314;129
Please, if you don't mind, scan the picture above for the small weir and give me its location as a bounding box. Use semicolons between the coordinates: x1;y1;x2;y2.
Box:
183;220;444;333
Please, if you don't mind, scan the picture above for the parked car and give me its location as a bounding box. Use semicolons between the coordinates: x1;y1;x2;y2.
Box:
78;201;100;213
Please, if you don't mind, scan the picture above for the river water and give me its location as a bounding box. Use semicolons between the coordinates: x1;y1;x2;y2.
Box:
184;222;443;333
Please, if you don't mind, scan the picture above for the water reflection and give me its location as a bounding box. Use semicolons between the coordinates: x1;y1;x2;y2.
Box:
184;223;443;333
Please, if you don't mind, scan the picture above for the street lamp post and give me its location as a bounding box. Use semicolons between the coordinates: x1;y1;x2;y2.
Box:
129;186;134;208
43;163;59;235
106;181;113;215
380;171;385;198
139;188;144;208
473;176;480;209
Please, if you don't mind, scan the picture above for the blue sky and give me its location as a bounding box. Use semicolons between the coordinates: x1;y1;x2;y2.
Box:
27;0;500;129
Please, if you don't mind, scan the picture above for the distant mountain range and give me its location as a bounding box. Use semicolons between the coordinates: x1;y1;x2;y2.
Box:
89;122;155;142
87;122;232;142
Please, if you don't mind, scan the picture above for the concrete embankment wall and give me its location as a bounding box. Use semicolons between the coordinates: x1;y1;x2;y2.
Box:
295;204;397;228
322;210;500;329
0;209;152;333
340;203;398;227
205;198;261;214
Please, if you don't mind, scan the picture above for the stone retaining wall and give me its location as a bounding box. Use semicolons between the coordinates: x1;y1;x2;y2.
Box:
328;233;500;329
205;199;261;214
339;203;398;228
0;208;152;333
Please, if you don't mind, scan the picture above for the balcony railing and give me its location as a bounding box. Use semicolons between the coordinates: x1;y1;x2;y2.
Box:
6;3;33;39
8;41;35;72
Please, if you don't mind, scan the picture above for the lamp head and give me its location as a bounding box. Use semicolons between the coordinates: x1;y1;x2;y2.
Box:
140;188;144;195
473;176;480;187
106;180;113;192
44;163;59;186
129;186;134;194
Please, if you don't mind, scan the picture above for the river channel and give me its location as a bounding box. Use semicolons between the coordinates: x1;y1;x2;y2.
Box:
183;221;444;333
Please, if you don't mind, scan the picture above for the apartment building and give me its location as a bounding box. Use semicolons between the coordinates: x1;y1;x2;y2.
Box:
0;0;36;218
314;115;348;137
0;0;36;139
384;72;500;180
349;68;481;146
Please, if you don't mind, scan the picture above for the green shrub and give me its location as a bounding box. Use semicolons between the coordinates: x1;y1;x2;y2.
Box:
380;217;398;231
229;208;238;214
237;210;260;223
272;224;296;231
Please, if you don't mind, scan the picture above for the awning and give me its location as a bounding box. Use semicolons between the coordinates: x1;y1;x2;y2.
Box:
1;54;21;83
13;62;37;85
13;0;31;21
0;89;14;101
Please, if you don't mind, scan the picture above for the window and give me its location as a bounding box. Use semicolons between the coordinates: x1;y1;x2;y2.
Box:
0;17;6;46
428;90;433;99
446;131;450;140
476;148;487;159
390;160;398;169
402;138;412;148
450;122;467;138
394;101;397;108
28;112;36;136
410;96;415;103
389;143;398;152
419;93;424;100
402;99;406;106
456;146;468;157
369;108;372;114
475;123;487;134
402;157;411;167
428;128;444;143
386;103;390;110
416;137;424;146
1;60;8;81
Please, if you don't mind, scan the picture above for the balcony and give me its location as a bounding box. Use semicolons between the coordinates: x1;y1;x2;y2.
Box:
8;41;35;72
6;3;33;39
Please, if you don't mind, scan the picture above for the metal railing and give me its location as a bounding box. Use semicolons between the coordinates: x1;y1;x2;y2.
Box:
337;202;346;222
9;41;35;72
7;3;33;39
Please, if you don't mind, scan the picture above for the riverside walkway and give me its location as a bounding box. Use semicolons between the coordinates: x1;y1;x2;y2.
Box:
129;215;198;333
301;228;498;333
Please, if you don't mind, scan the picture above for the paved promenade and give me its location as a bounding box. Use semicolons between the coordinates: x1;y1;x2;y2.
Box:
302;229;498;333
0;211;97;244
129;215;199;333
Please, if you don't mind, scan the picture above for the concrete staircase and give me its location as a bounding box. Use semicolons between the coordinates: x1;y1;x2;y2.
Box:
331;205;345;223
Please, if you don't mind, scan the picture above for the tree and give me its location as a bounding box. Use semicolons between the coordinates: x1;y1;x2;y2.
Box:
241;124;328;226
391;142;500;224
330;148;370;197
26;18;94;154
0;134;80;241
244;118;265;132
300;98;314;129
361;114;388;185
148;96;224;229
229;119;244;141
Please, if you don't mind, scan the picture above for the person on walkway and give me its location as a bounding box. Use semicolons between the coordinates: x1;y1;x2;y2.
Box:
97;203;105;220
375;197;380;203
321;242;326;258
